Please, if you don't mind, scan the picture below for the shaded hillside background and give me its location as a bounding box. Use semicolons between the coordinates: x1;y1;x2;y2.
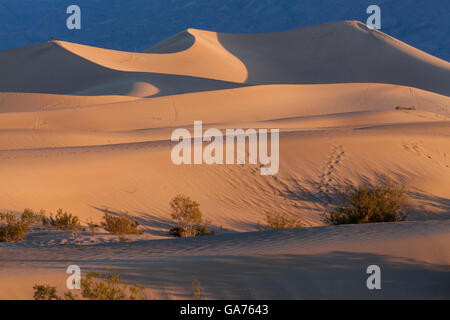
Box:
0;0;449;61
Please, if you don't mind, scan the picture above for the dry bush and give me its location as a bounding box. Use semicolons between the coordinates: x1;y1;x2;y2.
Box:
101;213;142;235
33;269;146;300
325;177;408;225
169;194;213;237
0;212;17;225
192;278;201;300
42;209;81;230
0;215;28;242
86;219;100;235
0;209;42;242
21;208;42;226
118;236;130;242
395;106;416;110
260;212;303;230
79;269;145;300
169;224;213;237
33;285;60;300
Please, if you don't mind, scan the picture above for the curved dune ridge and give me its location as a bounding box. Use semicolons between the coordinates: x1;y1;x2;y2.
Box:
0;21;449;299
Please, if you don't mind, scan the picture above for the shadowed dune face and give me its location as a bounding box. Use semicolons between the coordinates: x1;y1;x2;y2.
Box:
72;72;247;97
0;221;449;299
145;30;196;53
2;251;449;299
0;41;118;95
218;21;450;96
0;41;247;97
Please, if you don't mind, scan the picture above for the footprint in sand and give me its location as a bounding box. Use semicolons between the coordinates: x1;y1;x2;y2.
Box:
319;144;345;201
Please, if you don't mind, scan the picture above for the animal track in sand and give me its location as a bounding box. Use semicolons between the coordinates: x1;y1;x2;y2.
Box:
32;106;49;130
402;140;449;167
318;144;345;201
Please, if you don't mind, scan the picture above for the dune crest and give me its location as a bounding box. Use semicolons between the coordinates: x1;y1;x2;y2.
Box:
56;29;248;83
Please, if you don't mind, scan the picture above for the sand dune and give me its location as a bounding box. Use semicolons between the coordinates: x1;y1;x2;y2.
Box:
0;124;449;231
59;29;248;83
2;21;449;98
0;83;448;132
0;40;245;97
217;21;450;95
0;21;449;299
0;92;137;113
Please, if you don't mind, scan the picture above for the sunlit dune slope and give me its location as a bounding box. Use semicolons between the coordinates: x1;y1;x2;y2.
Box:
0;83;448;131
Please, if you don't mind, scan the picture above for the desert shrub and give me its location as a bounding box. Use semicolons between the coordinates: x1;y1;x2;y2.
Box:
42;209;80;230
325;177;408;225
86;219;99;235
80;269;125;300
0;218;28;242
0;209;41;242
169;224;214;237
118;236;130;242
169;195;213;237
260;212;303;230
101;213;142;235
0;212;16;224
80;269;146;300
128;283;146;300
21;208;41;226
395;106;416;110
33;284;60;300
192;278;201;300
33;269;146;300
